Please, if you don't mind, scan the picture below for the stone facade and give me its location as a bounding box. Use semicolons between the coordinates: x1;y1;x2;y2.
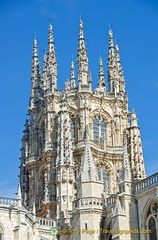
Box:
0;21;158;240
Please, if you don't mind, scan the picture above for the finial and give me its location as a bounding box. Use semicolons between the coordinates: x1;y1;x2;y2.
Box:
109;22;113;31
17;183;22;207
98;57;106;90
48;17;52;23
77;19;90;89
79;19;84;40
48;24;54;44
109;29;114;48
130;108;138;127
46;23;57;91
32;38;38;58
17;183;22;200
70;61;76;88
33;32;36;39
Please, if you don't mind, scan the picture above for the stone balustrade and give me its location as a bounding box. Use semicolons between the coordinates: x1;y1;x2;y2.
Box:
135;172;158;193
0;197;18;206
106;195;116;208
74;140;123;153
37;217;55;227
73;197;103;210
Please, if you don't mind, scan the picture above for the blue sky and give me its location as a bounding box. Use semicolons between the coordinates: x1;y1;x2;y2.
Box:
0;0;158;197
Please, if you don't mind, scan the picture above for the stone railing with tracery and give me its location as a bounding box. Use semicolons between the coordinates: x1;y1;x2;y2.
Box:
73;197;103;210
135;172;158;193
106;195;116;209
0;197;18;207
37;217;56;227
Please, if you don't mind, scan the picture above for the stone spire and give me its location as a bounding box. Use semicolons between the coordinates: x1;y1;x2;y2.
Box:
107;30;119;95
80;127;97;182
77;20;91;91
17;183;22;199
120;133;132;182
30;39;41;108
42;53;47;92
115;44;125;93
46;24;57;93
70;61;76;88
17;183;22;207
129;109;146;181
98;57;106;90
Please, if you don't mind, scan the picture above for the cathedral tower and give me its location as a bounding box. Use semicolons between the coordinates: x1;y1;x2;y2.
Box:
19;21;146;239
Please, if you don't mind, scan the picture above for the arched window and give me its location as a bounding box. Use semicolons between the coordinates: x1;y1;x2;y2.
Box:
149;217;157;240
93;116;106;144
97;168;109;191
70;119;76;141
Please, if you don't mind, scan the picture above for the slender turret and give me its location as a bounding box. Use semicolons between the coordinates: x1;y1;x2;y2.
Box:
46;24;57;93
77;20;91;91
115;44;125;93
108;30;122;95
30;39;41;108
42;53;47;92
129;109;146;181
70;61;76;88
98;57;106;91
107;29;115;92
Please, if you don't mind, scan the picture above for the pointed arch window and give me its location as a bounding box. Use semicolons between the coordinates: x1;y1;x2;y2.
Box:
97;168;109;191
149;217;157;240
93;116;106;144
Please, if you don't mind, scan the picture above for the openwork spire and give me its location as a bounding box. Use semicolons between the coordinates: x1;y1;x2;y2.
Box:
70;61;76;88
107;30;126;96
129;109;146;181
78;20;86;53
46;24;57;92
31;39;40;88
98;57;106;90
115;44;125;93
30;39;41;108
107;29;116;92
42;53;47;92
77;20;91;90
108;29;115;65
